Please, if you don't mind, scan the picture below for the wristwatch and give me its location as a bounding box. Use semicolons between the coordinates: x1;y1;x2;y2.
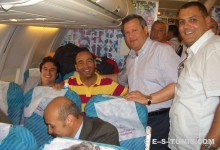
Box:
145;95;152;105
201;143;216;150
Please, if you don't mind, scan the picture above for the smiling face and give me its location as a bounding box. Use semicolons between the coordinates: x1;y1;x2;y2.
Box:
178;6;210;47
75;51;96;81
123;18;148;52
40;62;58;86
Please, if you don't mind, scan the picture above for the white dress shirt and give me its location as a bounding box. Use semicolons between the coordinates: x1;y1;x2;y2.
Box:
169;30;220;150
118;38;181;112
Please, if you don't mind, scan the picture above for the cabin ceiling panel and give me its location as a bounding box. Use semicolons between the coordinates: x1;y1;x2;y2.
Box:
0;0;132;28
0;0;219;28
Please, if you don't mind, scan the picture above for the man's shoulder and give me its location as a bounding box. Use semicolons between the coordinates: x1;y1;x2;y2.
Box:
85;117;116;130
150;39;172;50
210;35;220;45
149;40;175;56
99;76;115;85
66;76;78;85
199;33;220;52
82;117;119;145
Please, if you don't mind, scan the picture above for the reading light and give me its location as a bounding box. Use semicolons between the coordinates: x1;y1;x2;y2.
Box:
9;19;18;22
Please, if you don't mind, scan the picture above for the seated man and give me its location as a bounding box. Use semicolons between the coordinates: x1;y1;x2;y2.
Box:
39;56;60;87
44;96;120;146
24;56;60;93
61;49;128;114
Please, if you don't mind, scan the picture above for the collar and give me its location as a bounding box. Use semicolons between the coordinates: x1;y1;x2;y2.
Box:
129;37;150;58
187;30;214;59
74;120;83;139
75;72;102;86
170;37;178;40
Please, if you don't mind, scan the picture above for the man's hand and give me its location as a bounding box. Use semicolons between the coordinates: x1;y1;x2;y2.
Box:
124;90;147;104
52;83;63;90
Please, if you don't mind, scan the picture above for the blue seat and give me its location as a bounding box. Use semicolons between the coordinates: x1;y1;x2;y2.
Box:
0;81;24;125
0;123;37;150
23;68;41;83
85;95;148;150
23;86;81;148
63;71;78;80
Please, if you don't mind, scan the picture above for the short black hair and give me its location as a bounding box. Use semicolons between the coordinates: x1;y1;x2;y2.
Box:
39;56;59;73
74;48;95;65
168;25;179;37
178;1;208;18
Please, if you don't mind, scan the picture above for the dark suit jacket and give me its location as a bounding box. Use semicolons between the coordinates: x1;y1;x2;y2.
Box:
79;117;120;146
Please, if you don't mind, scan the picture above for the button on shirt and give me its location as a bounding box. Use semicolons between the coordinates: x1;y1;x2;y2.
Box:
118;38;181;112
169;30;220;150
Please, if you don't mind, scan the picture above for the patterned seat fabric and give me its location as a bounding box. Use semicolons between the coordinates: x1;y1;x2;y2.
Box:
85;94;148;150
0;81;24;125
0;123;37;150
23;86;81;148
23;68;41;82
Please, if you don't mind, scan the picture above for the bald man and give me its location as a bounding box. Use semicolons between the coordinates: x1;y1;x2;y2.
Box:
44;96;119;146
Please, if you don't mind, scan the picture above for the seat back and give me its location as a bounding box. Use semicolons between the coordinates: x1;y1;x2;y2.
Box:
0;81;24;125
85;95;148;150
0;123;37;150
23;86;81;148
23;68;41;82
63;71;78;80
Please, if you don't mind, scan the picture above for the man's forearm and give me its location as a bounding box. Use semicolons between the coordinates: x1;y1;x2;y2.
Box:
204;0;217;12
151;83;176;104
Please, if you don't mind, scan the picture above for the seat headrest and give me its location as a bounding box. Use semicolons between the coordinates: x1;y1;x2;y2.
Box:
0;123;37;150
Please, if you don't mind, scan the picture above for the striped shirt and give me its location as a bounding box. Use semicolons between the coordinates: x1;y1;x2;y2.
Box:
64;73;128;114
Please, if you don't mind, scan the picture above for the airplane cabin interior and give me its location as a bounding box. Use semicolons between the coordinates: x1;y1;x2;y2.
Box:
0;0;220;149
